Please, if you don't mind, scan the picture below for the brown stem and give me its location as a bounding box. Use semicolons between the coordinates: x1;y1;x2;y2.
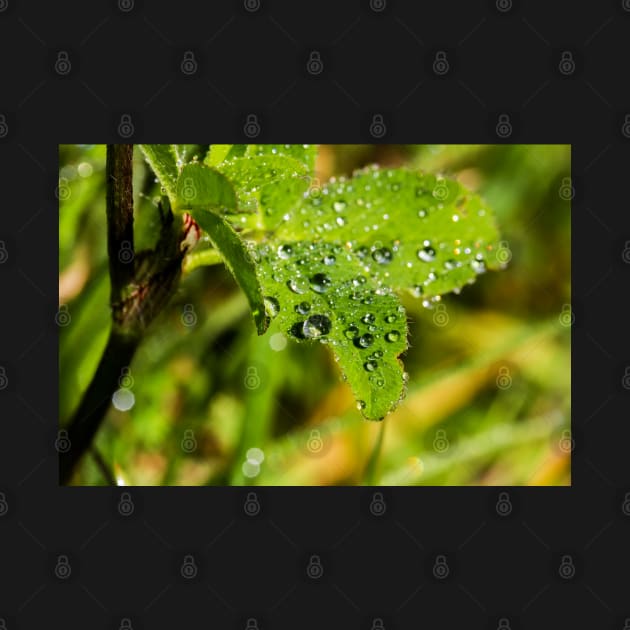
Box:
60;145;189;484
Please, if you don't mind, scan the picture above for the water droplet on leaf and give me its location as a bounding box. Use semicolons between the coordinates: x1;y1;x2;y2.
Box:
310;273;332;293
302;314;332;338
417;245;436;262
355;333;374;348
295;301;311;315
385;331;401;342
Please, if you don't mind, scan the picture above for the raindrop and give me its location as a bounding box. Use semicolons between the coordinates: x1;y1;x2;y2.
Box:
357;400;366;410
310;273;332;293
361;313;376;325
355;333;374;349
344;325;359;339
352;275;367;286
373;350;383;358
277;244;293;259
302;314;332;338
417;245;436;262
357;246;369;259
333;200;347;212
385;331;401;343
264;296;280;318
418;209;427;218
372;247;393;264
287;277;308;294
444;259;458;270
295;301;311;315
323;254;336;265
364;360;378;372
385;314;397;323
335;216;346;226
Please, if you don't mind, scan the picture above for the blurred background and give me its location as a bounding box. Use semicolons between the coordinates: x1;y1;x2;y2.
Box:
59;144;571;486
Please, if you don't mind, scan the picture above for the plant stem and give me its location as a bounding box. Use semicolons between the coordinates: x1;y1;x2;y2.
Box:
363;422;386;485
60;145;189;484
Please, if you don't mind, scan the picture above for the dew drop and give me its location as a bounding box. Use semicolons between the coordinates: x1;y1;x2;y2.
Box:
264;296;280;318
302;314;332;339
333;200;347;212
364;360;378;372
310;272;332;293
295;301;311;315
418;209;427;218
385;331;401;342
335;216;346;226
361;313;376;325
277;244;293;259
372;247;393;264
287;277;308;294
355;333;374;348
444;259;457;270
353;275;367;286
323;254;336;265
344;325;359;339
417;245;436;262
357;400;366;410
373;350;383;358
385;314;397;323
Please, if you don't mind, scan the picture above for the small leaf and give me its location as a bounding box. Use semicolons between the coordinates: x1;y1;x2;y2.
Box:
267;167;502;299
190;208;268;334
175;162;237;213
245;144;317;173
217;154;310;213
255;241;408;420
139;144;179;202
205;144;233;167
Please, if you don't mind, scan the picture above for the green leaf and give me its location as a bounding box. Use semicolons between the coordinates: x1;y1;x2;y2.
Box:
245;144;317;173
267;167;503;300
205;144;233;167
255;240;408;420
255;166;503;420
174;144;208;164
175;162;237;213
139;144;179;202
190;208;268;334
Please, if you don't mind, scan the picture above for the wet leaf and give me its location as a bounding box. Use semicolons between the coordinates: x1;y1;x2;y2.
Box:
139;144;178;202
191;208;268;334
175;162;237;212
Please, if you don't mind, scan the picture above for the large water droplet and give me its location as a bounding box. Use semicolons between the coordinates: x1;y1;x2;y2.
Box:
417;245;436;262
385;331;401;342
295;301;311;315
310;273;332;293
302;314;332;338
277;244;293;259
364;360;378;372
287;277;308;294
372;247;393;264
264;296;280;318
355;333;374;348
